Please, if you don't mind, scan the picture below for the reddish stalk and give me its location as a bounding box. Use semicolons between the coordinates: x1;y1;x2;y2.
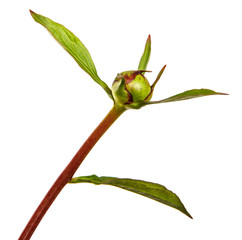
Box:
18;105;125;240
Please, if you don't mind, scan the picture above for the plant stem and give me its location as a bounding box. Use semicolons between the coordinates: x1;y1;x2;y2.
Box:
18;104;125;240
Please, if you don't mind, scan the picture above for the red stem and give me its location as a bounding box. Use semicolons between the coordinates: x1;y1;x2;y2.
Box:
18;105;125;240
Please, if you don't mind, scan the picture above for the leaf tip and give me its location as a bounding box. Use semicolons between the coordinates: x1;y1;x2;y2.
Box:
218;92;229;96
29;9;37;20
146;35;151;47
186;211;193;219
29;9;34;15
211;91;229;96
162;64;167;72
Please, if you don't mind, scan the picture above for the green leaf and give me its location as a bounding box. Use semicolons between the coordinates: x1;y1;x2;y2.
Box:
138;35;151;72
151;65;167;90
70;174;192;218
30;10;113;100
143;88;228;106
145;65;167;101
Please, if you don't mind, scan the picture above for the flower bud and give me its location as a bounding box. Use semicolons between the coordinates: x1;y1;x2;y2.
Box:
111;70;152;108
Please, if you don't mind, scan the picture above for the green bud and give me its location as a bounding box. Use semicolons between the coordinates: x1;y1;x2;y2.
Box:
111;70;152;108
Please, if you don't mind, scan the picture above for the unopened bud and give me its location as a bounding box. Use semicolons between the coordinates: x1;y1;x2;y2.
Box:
112;71;152;108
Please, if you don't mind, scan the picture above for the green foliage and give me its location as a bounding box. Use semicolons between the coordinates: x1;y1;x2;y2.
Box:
30;10;113;100
30;11;227;109
151;65;167;90
138;35;151;71
145;88;228;105
70;174;192;218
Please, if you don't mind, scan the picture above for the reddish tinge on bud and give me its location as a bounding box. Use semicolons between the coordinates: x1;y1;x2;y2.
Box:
111;70;152;108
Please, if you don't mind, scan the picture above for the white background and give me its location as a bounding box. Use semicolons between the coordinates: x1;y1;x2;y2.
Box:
1;0;241;239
